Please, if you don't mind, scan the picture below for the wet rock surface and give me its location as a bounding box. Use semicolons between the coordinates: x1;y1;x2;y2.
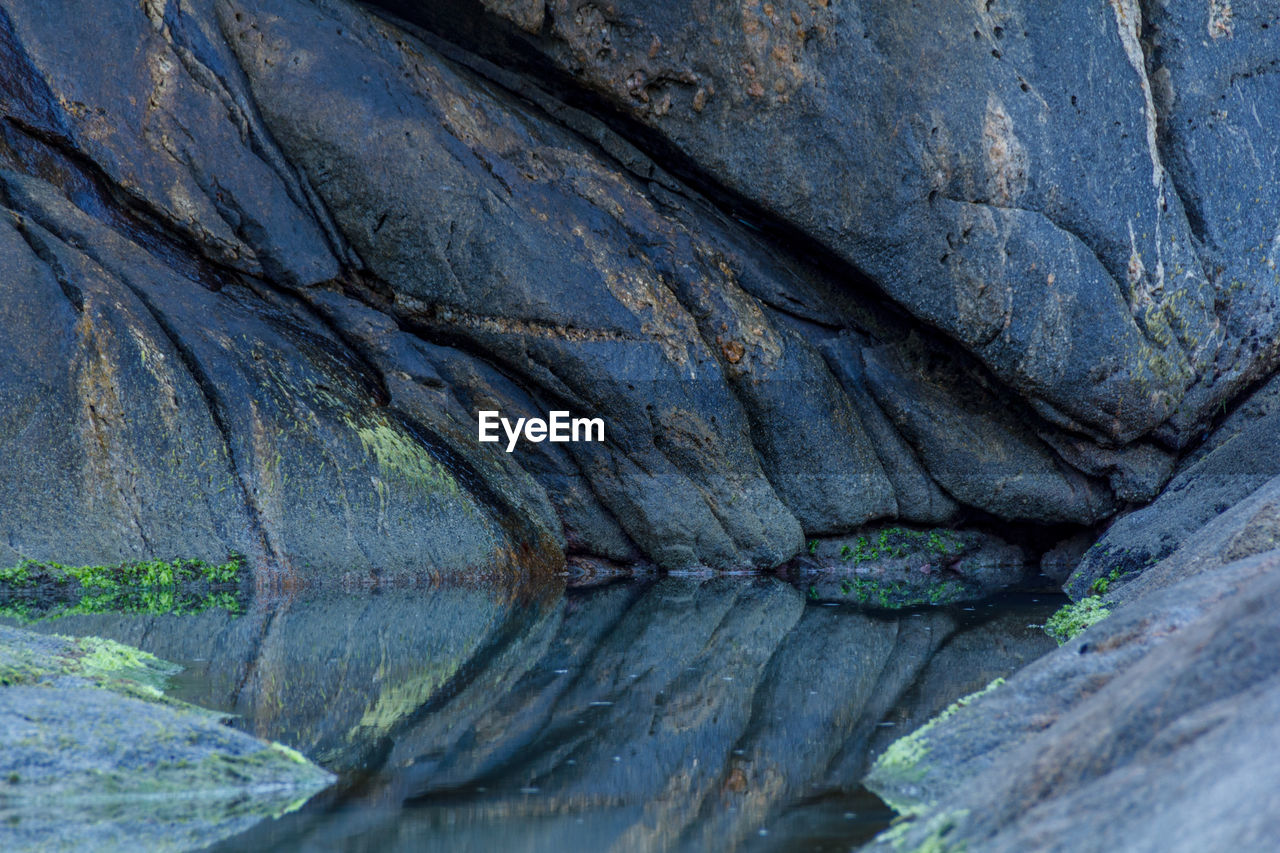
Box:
862;473;1280;851
1;0;1276;572
0;625;333;852
1;2;1279;849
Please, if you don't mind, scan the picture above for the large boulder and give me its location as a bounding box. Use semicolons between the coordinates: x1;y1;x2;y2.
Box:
1069;372;1280;596
0;171;557;577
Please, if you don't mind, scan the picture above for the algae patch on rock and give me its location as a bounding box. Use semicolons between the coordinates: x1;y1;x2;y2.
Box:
0;555;245;589
0;557;247;623
0;625;333;850
1043;596;1111;645
353;421;461;497
867;678;1006;816
788;526;1028;608
869;808;971;853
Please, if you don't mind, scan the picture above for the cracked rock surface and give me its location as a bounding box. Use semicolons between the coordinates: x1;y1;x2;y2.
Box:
1;0;1277;573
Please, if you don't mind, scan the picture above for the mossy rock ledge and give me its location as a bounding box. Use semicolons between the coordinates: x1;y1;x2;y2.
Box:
784;526;1029;608
0;624;333;851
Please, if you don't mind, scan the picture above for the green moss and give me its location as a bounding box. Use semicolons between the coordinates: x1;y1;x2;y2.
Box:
0;556;245;623
0;662;40;687
0;564;34;588
1;625;331;815
0;556;244;591
837;528;963;565
80;742;329;798
353;421;459;496
1044;596;1111;644
876;808;971;852
0;589;245;624
268;741;311;766
833;577;964;610
872;678;1005;809
1089;567;1129;596
74;637;181;697
0;627;191;707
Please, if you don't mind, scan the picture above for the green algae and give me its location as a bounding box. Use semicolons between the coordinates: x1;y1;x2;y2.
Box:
871;677;1006;814
1044;596;1111;644
353;421;460;497
83;746;327;797
0;555;244;590
875;808;971;852
838;528;962;566
268;741;311;766
1089;567;1130;595
0;589;245;625
0;556;246;624
1;624;333;809
74;636;181;698
833;576;965;609
0;626;183;703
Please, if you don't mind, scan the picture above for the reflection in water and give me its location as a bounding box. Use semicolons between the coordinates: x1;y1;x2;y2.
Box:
14;576;1055;851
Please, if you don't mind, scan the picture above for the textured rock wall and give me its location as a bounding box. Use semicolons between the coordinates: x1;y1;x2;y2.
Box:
0;0;1276;573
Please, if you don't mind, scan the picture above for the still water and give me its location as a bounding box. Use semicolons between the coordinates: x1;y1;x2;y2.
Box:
10;576;1056;851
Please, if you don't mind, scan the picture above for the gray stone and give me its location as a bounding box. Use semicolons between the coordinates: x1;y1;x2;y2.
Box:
1069;402;1280;597
408;0;1270;445
1;0;1276;575
0;625;333;852
863;550;1280;852
0;171;544;576
862;342;1114;525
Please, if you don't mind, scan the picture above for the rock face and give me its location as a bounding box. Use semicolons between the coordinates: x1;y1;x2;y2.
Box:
0;0;1278;572
409;0;1280;443
1068;372;1280;596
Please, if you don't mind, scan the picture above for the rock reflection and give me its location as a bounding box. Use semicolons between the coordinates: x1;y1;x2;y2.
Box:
13;576;1054;851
